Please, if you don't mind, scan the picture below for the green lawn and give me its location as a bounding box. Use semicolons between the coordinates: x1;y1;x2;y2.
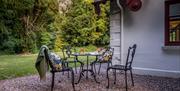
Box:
0;53;97;80
0;55;37;80
0;45;100;80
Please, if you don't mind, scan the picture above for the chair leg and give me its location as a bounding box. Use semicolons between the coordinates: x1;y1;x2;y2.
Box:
76;70;84;84
62;62;67;75
71;69;75;91
78;61;84;74
67;63;70;78
94;63;97;74
62;71;64;75
75;62;77;74
91;63;94;72
125;71;128;91
130;69;134;86
51;72;55;91
91;61;97;74
106;68;110;88
107;62;110;68
81;63;84;74
90;68;100;84
98;63;101;74
114;69;116;84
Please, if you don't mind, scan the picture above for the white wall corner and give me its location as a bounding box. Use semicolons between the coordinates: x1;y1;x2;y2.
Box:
133;67;180;78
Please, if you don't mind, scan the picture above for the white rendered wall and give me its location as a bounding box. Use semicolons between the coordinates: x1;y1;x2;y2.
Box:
110;13;121;65
111;0;180;78
110;0;122;65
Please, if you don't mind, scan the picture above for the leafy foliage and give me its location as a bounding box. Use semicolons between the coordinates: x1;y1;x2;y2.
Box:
60;0;110;47
0;0;110;54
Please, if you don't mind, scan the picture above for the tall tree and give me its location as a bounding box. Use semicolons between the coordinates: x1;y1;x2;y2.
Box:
59;0;110;46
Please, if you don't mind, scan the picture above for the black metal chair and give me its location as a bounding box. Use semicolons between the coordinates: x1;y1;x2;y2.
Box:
61;46;84;74
106;44;137;91
91;47;114;74
44;48;75;91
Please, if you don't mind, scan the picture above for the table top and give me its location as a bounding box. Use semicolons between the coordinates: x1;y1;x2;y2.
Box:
71;52;102;56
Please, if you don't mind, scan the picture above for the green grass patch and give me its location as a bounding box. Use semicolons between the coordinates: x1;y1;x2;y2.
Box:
0;55;37;80
0;45;103;80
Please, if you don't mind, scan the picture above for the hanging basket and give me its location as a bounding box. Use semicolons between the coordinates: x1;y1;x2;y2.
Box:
126;0;142;12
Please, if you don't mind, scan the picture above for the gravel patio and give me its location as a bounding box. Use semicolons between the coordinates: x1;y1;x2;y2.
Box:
0;68;180;91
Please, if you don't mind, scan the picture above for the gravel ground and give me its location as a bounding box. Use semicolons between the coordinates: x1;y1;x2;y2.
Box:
0;71;179;91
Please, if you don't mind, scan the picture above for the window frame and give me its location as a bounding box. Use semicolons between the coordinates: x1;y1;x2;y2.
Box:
165;0;180;46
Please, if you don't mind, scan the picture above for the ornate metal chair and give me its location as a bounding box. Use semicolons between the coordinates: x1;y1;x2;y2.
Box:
91;47;114;74
61;46;84;74
44;48;75;91
106;44;137;91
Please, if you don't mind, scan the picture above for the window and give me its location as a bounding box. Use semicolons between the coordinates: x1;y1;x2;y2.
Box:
165;0;180;46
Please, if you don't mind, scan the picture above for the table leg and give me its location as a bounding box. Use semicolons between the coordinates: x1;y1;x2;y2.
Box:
94;55;98;74
75;61;77;74
86;56;89;79
75;70;84;84
75;54;100;84
90;64;100;84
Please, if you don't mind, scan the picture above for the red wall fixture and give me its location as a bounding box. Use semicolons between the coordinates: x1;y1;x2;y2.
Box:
126;0;142;12
92;0;143;16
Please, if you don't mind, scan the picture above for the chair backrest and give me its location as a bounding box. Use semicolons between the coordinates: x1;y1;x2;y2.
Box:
62;46;72;59
98;47;114;62
44;48;64;71
125;44;137;69
107;47;114;62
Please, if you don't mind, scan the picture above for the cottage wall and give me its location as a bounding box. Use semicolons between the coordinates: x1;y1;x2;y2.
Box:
110;0;180;78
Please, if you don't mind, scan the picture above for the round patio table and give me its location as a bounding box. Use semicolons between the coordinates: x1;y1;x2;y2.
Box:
71;52;101;84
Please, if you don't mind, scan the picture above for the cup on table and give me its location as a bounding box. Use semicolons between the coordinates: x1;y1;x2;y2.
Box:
80;48;85;54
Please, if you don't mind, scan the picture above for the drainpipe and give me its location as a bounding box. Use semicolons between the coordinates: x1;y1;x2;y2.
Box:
116;0;124;65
